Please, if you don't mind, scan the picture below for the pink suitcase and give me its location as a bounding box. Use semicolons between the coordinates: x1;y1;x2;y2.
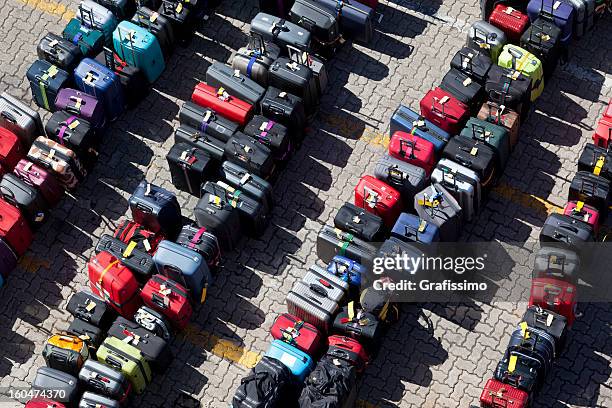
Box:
563;201;600;235
13;159;64;207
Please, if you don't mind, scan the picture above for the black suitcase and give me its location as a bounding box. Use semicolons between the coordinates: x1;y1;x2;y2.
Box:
289;0;341;46
95;233;156;282
42;335;86;376
33;367;80;406
67;290;114;329
520;17;562;80
134;305;173;341
178;101;239;143
232;355;294;407
251;12;312;54
166;142;216;196
268;57;319;115
569;171;611;214
439;68;485;112
67;317;103;350
450;47;493;84
78;359;130;402
260;86;306;141
314;0;375;44
209;181;269;237
205;62;266;106
0;173;48;228
158;0;195;45
176;225;221;271
37;33;83;73
131;6;175;60
94;47;149;109
506;327;555;374
218;161;273;212
540;213;595;252
26;60;71;112
175;124;225;162
79;392;121;408
108;316;173;373
45;110;98;162
299;355;357;408
243;115;292;161
333;306;382;348
485;65;531;117
522;306;568;353
316;225;377;265
442;136;497;188
494;352;542;393
578;143;612;181
334;202;385;242
224;132;275;179
194;183;242;251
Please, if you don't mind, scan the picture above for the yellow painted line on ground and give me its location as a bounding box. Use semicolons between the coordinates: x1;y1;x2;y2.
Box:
491;183;563;216
16;0;75;20
18;255;50;273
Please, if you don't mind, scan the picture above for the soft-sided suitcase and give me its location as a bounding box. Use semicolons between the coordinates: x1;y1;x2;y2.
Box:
414;184;463;242
333;303;381;348
498;45;545;102
374;154;427;205
88;251;142;318
466;20;507;61
0;127;25;170
0;173;47;227
79;360;130;405
539;213;595;253
55;88;106;130
450;46;493;84
389;105;450;155
62;18;105;57
522;305;568;352
134;305;173;341
27;136;87;191
67;290;114;329
205;62;266;106
231;35;281;88
32;367;80;407
271;313;324;356
176;225;221;271
131;6;175;60
95;234;155;282
480;378;529;408
74;58;125;121
494;351;542;393
442;136;497;189
326;255;364;299
37;33;83;73
243;115;291;161
113;219;164;255
166;143;215;196
477;101;520;149
485;65;531;116
225;132;275;179
568;171;611;214
391;213;440;245
315;0;374;44
178;102;239;143
388;131;436;176
316;224;377;265
333;202;384;242
326;335;369;373
439;68;485;111
192;83;254;126
489;4;530;42
520;17;562;79
67;317;103;350
419;88;470;135
354;175;403;228
563;201;600;234
260;87;306;140
128;181;182;238
460;117;510;171
578;142;612;181
265;339;314;381
232;355;293;408
94;47;149;109
0;92;44;147
112;21;165;83
78;392;120;408
194;185;241;251
268;57;319;115
93;0;136;20
26;60;70;112
534;245;580;285
299;355;357;408
43;334;89;376
97;336;152;394
593;118;612;148
289;0;341;46
219;160;273;212
0;197;33;257
431;159;482;222
174;125;225;163
157;0;196;46
286;279;341;333
78;0;118;44
251;12;312;53
45;110;98;162
527;0;575;44
529;277;577;326
211;180;269;237
506;326;555;374
0;238;18;279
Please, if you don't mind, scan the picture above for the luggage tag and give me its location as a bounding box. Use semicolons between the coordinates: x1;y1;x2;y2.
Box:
233;69;242;78
78;334;91;341
209;195;223;208
278;92;287;99
553;1;561;10
418;220;428;233
49;39;59;47
470;147;478;156
519;321;530;339
239;173;251;185
143;239;152;253
412;120;426;129
503;7;515;14
150;12;159;23
348;301;356;321
217;87;230;101
462;77;472;87
351;215;361;224
200;285;207;304
85;300;97;312
122;241;137;258
176;2;183;13
508;355;517;373
594;156;605;176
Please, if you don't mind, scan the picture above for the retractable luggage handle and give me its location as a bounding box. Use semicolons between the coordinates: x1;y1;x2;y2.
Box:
471;123;492;143
439;165;459;189
398;138;417;159
78;4;98;31
486;101;505;125
287;44;312;67
248;33;268;55
471;26;493;50
387;165;405;183
546;251;568;275
458;50;476;76
431;96;459;121
116;26;139;68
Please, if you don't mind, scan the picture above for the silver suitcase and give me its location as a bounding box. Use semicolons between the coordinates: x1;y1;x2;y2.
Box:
431;159;481;222
286;280;340;333
33;367;80;406
231;35;281;87
79;360;130;400
78;0;117;43
414;183;463;242
374;154;427;202
302;265;349;303
0;92;44;147
466;20;507;61
564;0;595;37
205;61;266;105
250;12;312;54
79;392;121;408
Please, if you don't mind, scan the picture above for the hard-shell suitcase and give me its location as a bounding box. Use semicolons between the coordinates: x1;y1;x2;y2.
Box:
540;213;595;253
0;173;47;227
354;175;403;228
391;213;440;245
78;0;118;44
460;117;510;171
265;339;314;381
43;334;89;376
304;264;349;301
520;17;562;79
466;20;507;61
157;0;195;46
78;392;120;408
192;83;254;126
480;378;529;408
333;202;385;242
32;367;80;406
578;142;612;181
67;317;103;350
178;102;239;143
232;355;293;408
414;184;463;242
326;335;368;373
374;154;427;204
175;225;221;271
563;201;600;234
494;351;542;393
166;143;216;196
224;132;275;179
326;255;364;297
113;219;164;255
131;6;175;60
250;12;312;53
489;4;530;42
113;21;165;83
219;160;273;212
289;0;341;46
174;125;225;162
522;305;568;352
431;159;482;222
134;305;173;341
27;137;87;191
194;185;241;251
153;240;211;304
54;89;106;130
498;45;545;102
243;115;291;161
0;127;24;169
25;399;66;408
94;47;149;109
231;35;281;88
92;0;136;20
271;313;324;356
26;61;70;112
206;62;266;106
211;180;269;237
299;355;357;408
450;47;493;84
0;238;18;278
527;0;576;44
442;136;497;189
260;86;306;139
485;65;531;116
568;171;611;214
316;224;377;265
439;68;485;111
88;251;142;318
389;105;450;154
286;280;341;333
375;237;424;281
529;277;577;326
0;197;32;257
315;0;375;44
292;47;330;99
477;101;520;149
74;58;125;121
45;111;98;162
95;234;155;282
268;57;319;115
37;33;83;73
128;181;182;238
419;87;470;135
333;304;381;347
534;245;580;285
0;92;44;147
388;131;436;176
96;336;152;394
67;290;114;329
62;18;105;57
593;118;612;148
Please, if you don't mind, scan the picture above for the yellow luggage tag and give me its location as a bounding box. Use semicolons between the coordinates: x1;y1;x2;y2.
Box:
85;300;96;312
150;12;159;22
176;2;183;13
470;147;478;156
594;156;605;176
519;321;530;339
123;241;137;258
68;120;80;130
418;220;427;233
508;355;518;373
576;201;584;211
74;98;82;111
348;301;355;321
200;286;207;304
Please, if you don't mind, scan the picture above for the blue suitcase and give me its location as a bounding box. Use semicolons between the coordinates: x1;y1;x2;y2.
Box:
128;181;182;238
152;240;211;304
74;58;125;121
527;0;575;45
26;60;71;112
265;340;314;382
390;104;451;154
326;255;364;300
391;213;440;245
113;21;165;83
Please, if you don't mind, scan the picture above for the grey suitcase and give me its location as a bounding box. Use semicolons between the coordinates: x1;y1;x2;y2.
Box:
466;20;507;61
250;12;312;54
564;0;595;37
205;62;266;106
374;154;427;204
231;34;281;87
178;101;239;143
0;92;44;147
32;367;80;406
0;173;48;227
289;0;341;46
316;224;377;265
288;46;328;99
533;246;580;284
286;280;341;333
302;265;349;303
78;0;118;44
414;184;463;242
431;159;481;222
79;392;120;408
78;360;130;401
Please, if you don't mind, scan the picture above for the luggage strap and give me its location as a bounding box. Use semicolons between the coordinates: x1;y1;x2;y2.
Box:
57;115;79;145
189;227;208;248
258;120;275;143
246;52;260;78
39;65;59;110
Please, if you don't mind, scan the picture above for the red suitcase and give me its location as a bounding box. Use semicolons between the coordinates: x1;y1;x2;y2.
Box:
192;83;254;126
419;88;470;135
605;99;612;119
488;4;529;42
326;335;369;373
593;118;612;148
25;399;66;408
529;277;577;326
141;274;193;330
0;127;24;170
563;201;600;234
0;197;33;256
113;220;165;255
13;159;64;207
354;175;402;228
88;251;142;319
388;131;436;175
270;313;324;357
480;378;529;408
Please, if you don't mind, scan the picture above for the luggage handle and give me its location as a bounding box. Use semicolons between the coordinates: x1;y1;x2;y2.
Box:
272;19;290;38
430;96;460;121
0;110;17;124
248;33;268;54
398;139;417;159
102;46;116;71
105;355;123;370
78;4;98;31
116;26;139;68
387;165;405;183
471;123;492;142
471;26;494;49
151;293;169;309
0;185;18;207
508;48;523;70
297;15;316;32
546;251;568;274
162;264;189;288
458;50;476;75
309;283;328;297
486;101;504;125
287;44;312;67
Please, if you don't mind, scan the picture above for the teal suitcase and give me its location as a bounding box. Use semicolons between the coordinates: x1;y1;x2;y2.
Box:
62;18;105;58
113;21;165;84
459;117;510;171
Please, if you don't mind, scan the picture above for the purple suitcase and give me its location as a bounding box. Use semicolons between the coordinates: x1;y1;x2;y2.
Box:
0;238;18;278
54;88;106;129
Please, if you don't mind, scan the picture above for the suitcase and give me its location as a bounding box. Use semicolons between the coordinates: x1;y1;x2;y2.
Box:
389;105;451;155
388;131;436;176
45;110;98;162
25;399;67;408
251;12;312;54
192;83;254;126
96;336;152;394
419;87;470;135
466;20;507;61
439;68;485;111
520;17;562;79
153;240;211;304
374;237;424;282
460;117;510;171
593;118;612;148
333;303;381;345
94;47;149;109
231;35;281;87
112;21;166;83
232;356;293;408
529;277;577;326
32;367;80;407
326;335;368;373
37;33;83;73
315;0;375;44
0;173;48;227
480;378;529;408
391;213;440;245
78;0;119;44
498;45;545;102
316;224;377;265
27;137;87;191
540;213;595;253
175;225;221;271
88;251;142;318
74;58;125;121
442;136;497;189
194;185;241;251
265;339;314;381
506;327;555;374
211;180;269;237
431;159;482;222
131;6;175;60
566;0;595;37
219;161;273;212
95;234;155;282
477;101;520;149
534;245;580;285
26;60;70;112
0;238;18;279
0;127;24;169
67;290;114;329
326;255;364;299
166;143;216;196
268;57;319;116
260;86;307;140
225;132;275;179
108;315;173;372
578;142;612;181
0;197;33;257
243;115;292;162
414;184;463;242
178;102;239;143
354;175;403;228
485;65;531;116
62;18;105;57
450;47;493;84
563;201;600;234
55;89;106;130
488;4;530;42
333;202;385;242
174;125;225;163
527;0;575;45
568;171;611;214
521;305;568;352
113;220;164;255
206;62;266;106
289;0;341;46
67;318;103;350
374;154;427;204
299;355;357;408
78;392;120;408
92;0;136;20
157;0;196;46
0;92;44;148
286;280;341;333
285;48;328;102
128;181;182;238
134;305;173;341
43;334;89;376
271;313;324;356
494;351;542;393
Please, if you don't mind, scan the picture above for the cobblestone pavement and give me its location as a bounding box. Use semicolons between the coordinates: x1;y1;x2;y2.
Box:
0;0;610;407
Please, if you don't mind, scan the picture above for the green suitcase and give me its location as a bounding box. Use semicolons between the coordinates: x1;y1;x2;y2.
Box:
497;44;544;102
97;336;152;394
62;18;105;58
460;118;510;172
